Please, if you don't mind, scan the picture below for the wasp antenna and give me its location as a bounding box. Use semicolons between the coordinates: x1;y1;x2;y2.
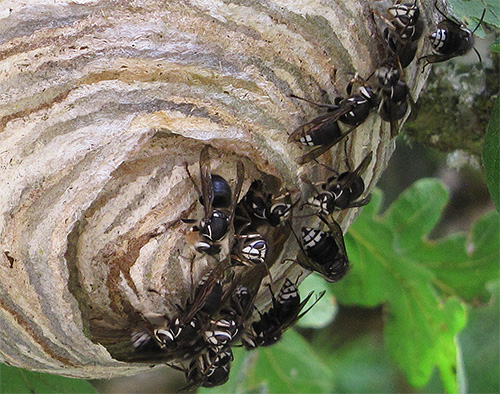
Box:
433;0;449;21
331;68;342;96
420;58;431;73
266;282;278;306
315;290;327;302
473;47;483;64
189;255;195;292
295;270;304;284
184;161;202;197
343;141;353;170
300;176;324;197
372;9;398;31
264;262;274;284
472;8;486;34
313;159;338;174
315;213;332;227
166;362;185;373
296;290;326;320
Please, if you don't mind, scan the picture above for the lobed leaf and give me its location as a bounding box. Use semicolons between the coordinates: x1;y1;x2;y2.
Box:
417;212;500;301
332;179;498;392
383;178;449;253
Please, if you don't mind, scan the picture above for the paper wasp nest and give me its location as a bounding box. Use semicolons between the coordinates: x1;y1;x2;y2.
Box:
0;0;431;380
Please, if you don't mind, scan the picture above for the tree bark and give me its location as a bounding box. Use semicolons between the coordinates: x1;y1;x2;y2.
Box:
0;0;433;379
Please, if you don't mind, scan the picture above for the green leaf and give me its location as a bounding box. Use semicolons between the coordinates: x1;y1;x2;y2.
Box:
384;178;449;252
330;179;500;392
482;95;500;211
418;212;500;301
459;280;500;393
0;364;98;394
200;330;334;394
321;333;400;394
449;0;500;36
296;274;338;329
491;37;500;53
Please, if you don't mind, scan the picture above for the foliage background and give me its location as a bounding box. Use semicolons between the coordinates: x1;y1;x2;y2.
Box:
1;0;499;393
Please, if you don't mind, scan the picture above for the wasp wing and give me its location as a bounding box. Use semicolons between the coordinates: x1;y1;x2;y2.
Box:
321;215;348;260
288;111;338;143
229;161;245;225
279;289;326;331
338;151;373;190
297;124;358;165
199;146;214;218
295;290;326;322
182;258;229;323
288;100;357;144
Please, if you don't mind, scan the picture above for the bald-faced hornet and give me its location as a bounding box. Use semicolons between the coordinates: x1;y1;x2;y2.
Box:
296;215;350;283
150;261;229;355
131;329;161;353
304;152;372;214
203;285;253;349
184;146;244;255
386;2;422;40
153;316;203;356
203;317;238;348
241;180;299;227
204;265;265;349
375;65;412;137
419;1;485;68
231;232;268;266
375;1;423;68
239;234;268;265
289;74;378;164
241;276;325;348
171;347;233;389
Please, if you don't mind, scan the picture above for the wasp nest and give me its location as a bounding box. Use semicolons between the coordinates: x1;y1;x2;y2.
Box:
0;0;432;381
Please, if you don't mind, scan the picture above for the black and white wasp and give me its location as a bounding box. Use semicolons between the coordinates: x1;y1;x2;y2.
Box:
375;65;412;137
303;151;372;214
203;316;238;349
203;265;265;349
148;261;229;357
375;1;423;68
289;74;378;164
241;276;324;348
237;233;269;265
241;180;298;227
130;328;162;353
130;314;204;362
169;347;234;390
419;1;485;68
296;215;350;283
184;146;244;255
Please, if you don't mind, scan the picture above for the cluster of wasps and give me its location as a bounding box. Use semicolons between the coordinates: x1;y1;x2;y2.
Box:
291;0;485;165
130;1;484;390
131;145;333;390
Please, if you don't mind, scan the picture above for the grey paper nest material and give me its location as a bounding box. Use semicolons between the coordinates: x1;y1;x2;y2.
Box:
0;0;430;379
